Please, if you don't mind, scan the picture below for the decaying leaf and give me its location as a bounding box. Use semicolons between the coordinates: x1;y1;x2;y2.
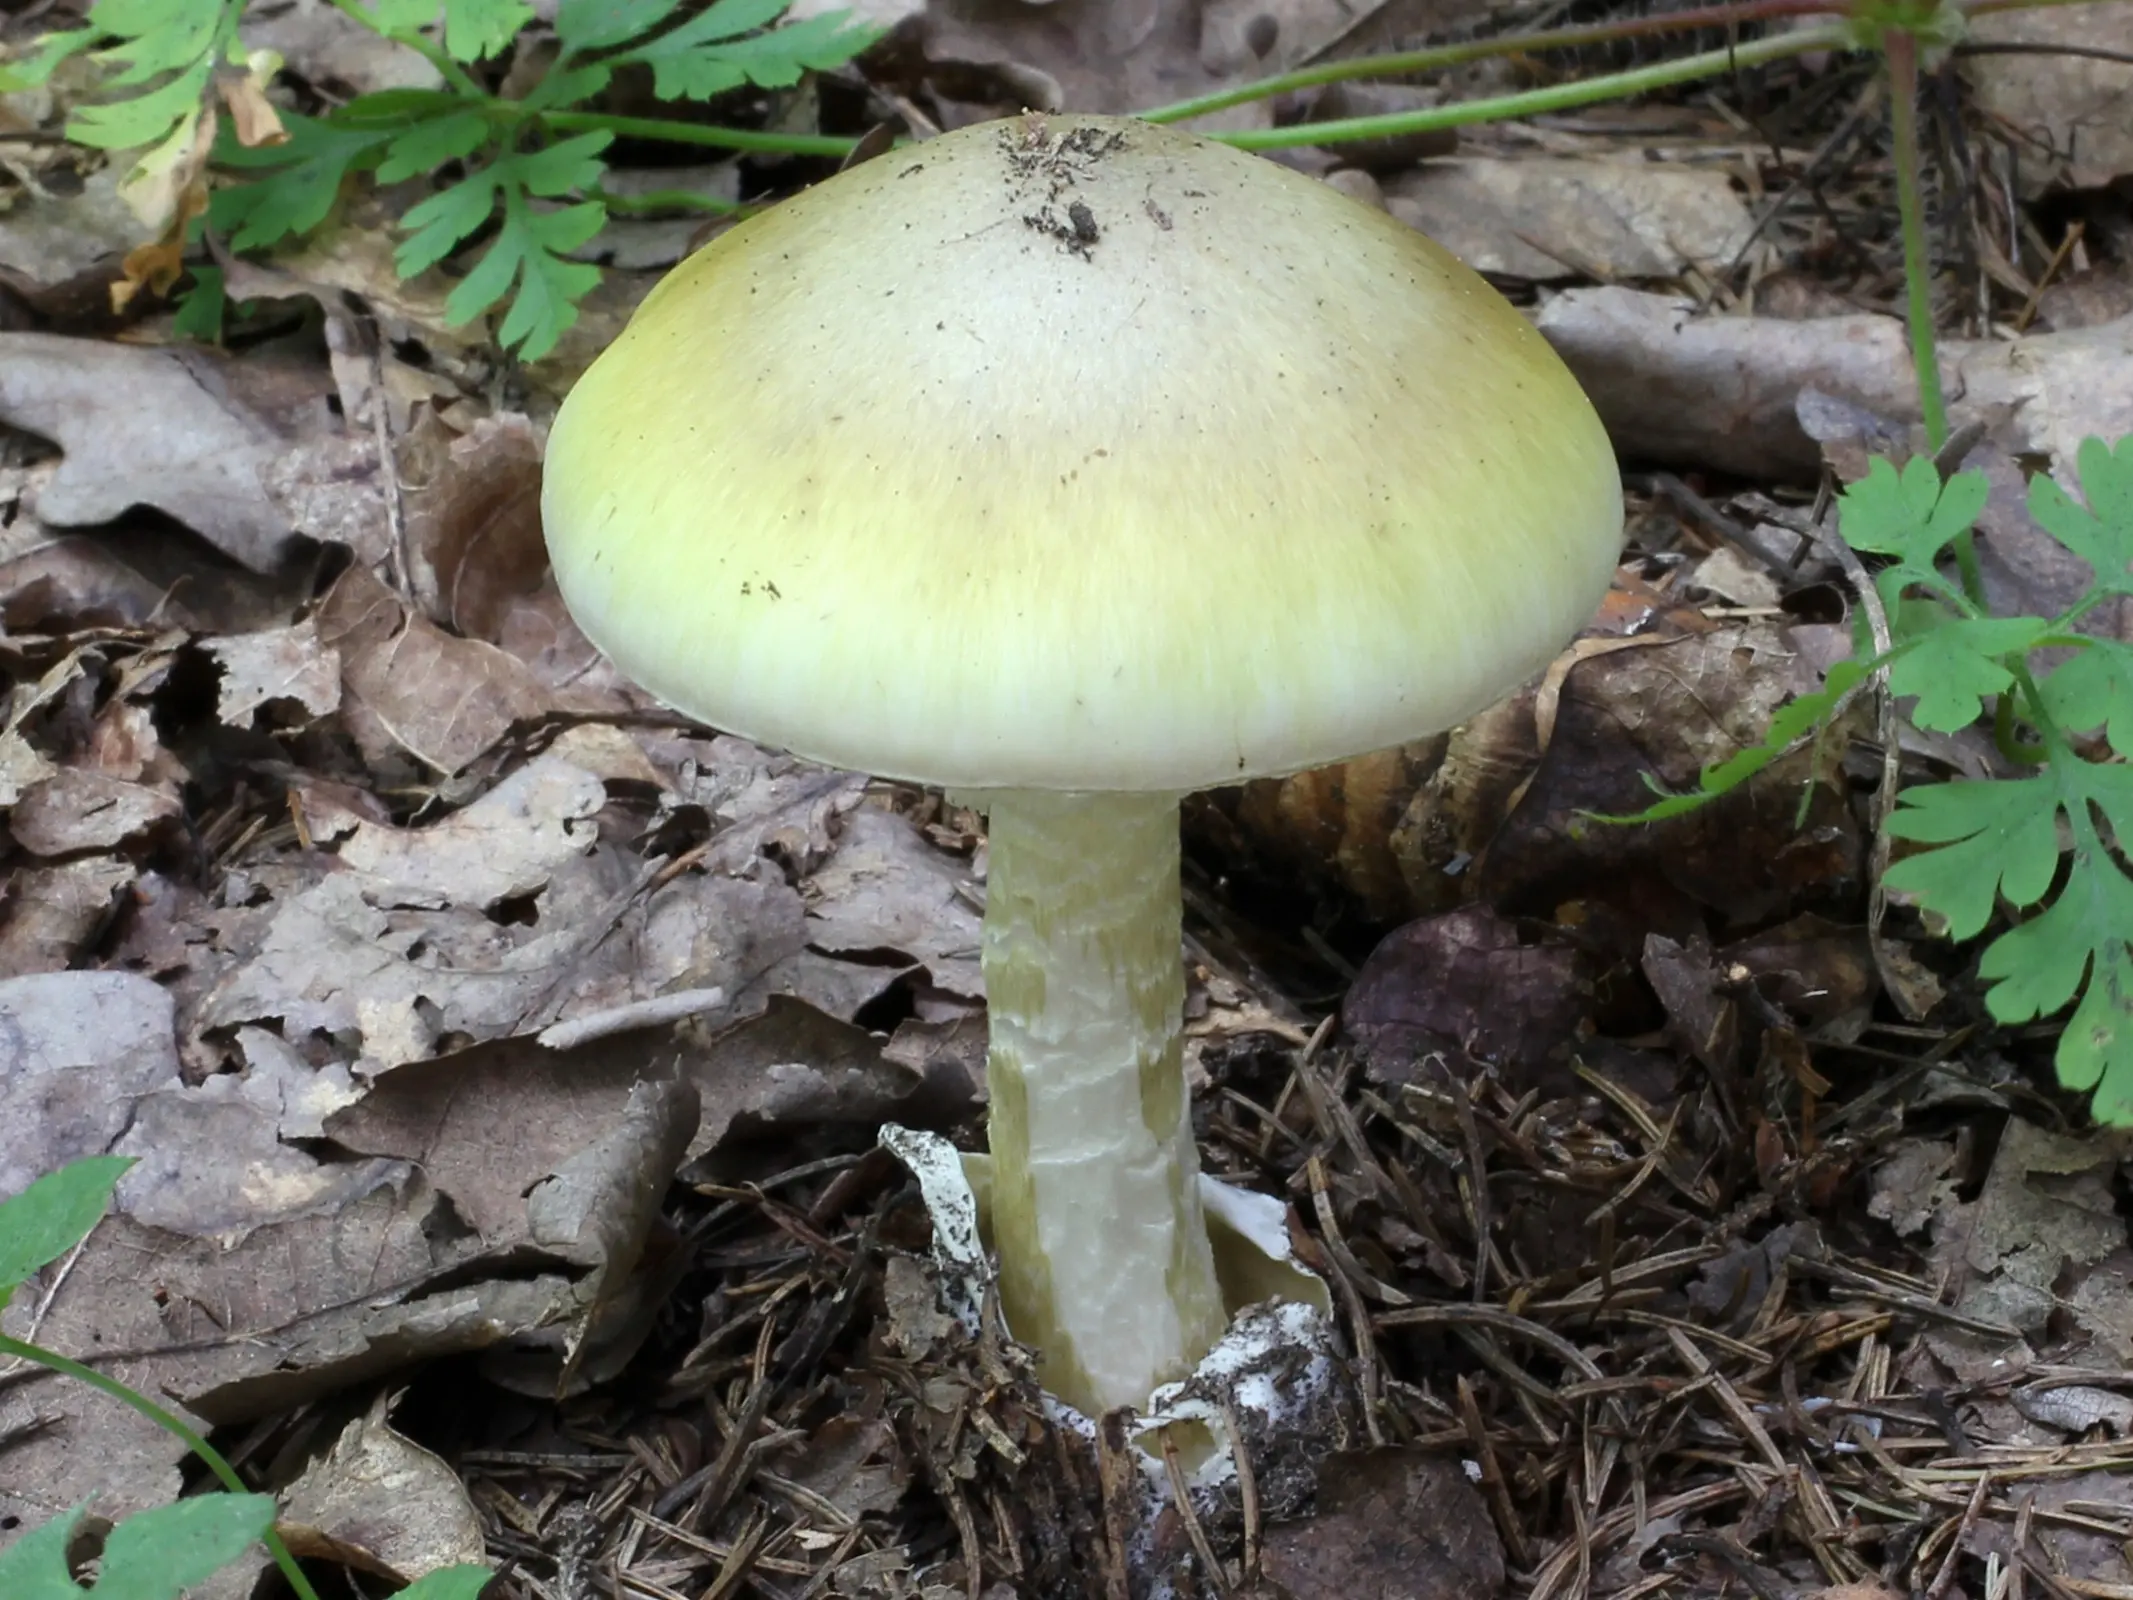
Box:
278;1393;488;1582
8;766;180;855
1540;288;2133;482
0;968;706;1534
1968;1;2133;193
1257;1447;1505;1600
0;334;389;572
204;618;343;726
1385;157;1754;281
312;561;553;775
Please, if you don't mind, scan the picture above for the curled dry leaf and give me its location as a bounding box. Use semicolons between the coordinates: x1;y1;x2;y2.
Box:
1476;618;1870;930
0;968;716;1537
313;561;553;775
278;1395;487;1583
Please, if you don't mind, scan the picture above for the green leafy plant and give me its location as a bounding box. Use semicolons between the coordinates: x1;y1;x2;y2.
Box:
0;1158;495;1599
0;0;880;359
1625;443;2133;1127
0;0;2102;363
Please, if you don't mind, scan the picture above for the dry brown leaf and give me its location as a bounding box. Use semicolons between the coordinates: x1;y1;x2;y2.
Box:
1476;618;1869;934
1968;1;2133;193
0;968;705;1535
199;754;617;1068
1342;905;1596;1096
1950;1120;2132;1350
0;160;143;299
0;855;136;973
1867;1138;1959;1240
402;411;547;634
0;334;388;571
215;52;291;148
313;561;550;774
798;804;985;1000
897;0;1388;130
9;766;180;854
279;1395;487;1582
111;112;215;312
1385;157;1753;281
1540;288;2133;481
0;971;517;1530
240;0;444;96
204;618;343;726
1257;1447;1505;1600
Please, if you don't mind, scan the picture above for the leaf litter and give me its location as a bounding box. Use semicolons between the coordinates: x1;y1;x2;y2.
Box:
3;0;2133;1593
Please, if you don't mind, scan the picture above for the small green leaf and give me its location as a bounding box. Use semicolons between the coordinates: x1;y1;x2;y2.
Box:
0;27;100;93
1885;614;2050;732
655;0;794;46
0;1157;132;1292
511;129;613;195
1840;455;1990;571
618;0;877;100
2053;939;2133;1123
0;1495;277;1600
87;0;223;83
172;265;226;342
377;108;493;184
364;0;440;34
2041;640;2133;755
399;1564;498;1600
97;1495;280;1600
442;0;533;60
396;166;505;277
519;60;612;111
1976;850;2130;1022
211;113;396;249
66;58;212;149
555;0;682;53
2030;435;2133;597
693;8;878;86
445;189;605;359
1883;775;2063;938
0;1505;84;1599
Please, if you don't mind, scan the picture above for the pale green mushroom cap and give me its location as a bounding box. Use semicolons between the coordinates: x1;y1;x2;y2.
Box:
542;114;1623;792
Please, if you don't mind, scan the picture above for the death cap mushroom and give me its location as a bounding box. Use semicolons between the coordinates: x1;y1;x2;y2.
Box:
541;113;1624;790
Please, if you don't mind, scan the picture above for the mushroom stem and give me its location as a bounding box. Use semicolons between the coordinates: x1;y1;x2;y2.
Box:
975;788;1228;1416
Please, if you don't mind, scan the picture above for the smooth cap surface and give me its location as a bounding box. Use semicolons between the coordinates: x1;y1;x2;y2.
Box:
543;114;1623;791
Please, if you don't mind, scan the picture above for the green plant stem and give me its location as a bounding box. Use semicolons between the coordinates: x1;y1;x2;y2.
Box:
592;186;747;214
1209;24;1847;149
1883;30;1948;453
1882;29;1982;607
0;1333;321;1600
542;110;856;156
1144;0;1847;123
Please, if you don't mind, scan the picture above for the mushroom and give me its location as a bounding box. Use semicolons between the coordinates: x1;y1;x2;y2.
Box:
541;113;1623;1420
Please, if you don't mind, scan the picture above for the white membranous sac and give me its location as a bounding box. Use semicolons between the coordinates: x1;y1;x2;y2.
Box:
541;112;1623;1421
